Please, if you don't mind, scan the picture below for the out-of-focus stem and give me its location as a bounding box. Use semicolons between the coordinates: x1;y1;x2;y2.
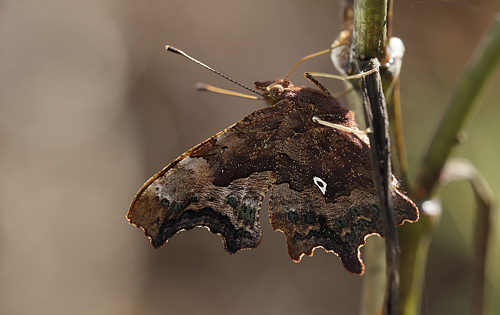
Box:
413;15;500;200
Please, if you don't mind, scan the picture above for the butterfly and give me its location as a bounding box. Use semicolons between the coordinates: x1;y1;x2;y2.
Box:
127;47;418;275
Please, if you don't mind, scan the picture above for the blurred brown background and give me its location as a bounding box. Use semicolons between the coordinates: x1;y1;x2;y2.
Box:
1;0;499;314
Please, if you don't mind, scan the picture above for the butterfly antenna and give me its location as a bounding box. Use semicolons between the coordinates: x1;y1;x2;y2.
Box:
283;41;348;81
195;83;260;100
283;48;333;81
166;45;264;97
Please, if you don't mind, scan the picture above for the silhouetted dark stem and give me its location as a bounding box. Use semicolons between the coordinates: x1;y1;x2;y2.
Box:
340;1;403;314
359;59;398;315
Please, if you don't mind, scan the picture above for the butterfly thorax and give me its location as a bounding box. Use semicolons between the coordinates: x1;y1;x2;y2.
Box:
254;79;357;129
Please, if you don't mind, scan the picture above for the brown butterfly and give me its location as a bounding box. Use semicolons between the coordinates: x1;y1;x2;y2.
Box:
127;46;418;275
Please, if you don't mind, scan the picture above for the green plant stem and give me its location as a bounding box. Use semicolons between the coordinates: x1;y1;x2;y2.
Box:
470;173;493;315
413;15;500;200
398;14;500;315
397;201;441;315
352;0;388;61
360;237;387;315
439;159;495;315
340;1;409;314
351;1;405;314
387;80;410;188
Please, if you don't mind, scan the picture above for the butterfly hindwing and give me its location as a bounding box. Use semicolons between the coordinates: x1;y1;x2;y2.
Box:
265;85;418;274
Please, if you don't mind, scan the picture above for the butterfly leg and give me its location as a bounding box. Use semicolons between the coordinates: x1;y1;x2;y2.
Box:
303;60;379;97
312;116;371;135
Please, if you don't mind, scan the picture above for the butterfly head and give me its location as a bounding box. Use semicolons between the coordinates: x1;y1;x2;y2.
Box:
254;80;299;105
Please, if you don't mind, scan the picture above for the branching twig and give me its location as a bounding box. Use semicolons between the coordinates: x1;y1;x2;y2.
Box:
413;15;500;200
399;14;500;315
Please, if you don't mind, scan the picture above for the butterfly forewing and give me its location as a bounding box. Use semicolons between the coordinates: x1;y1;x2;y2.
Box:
128;102;295;253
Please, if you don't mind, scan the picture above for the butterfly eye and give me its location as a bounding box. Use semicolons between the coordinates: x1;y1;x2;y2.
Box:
297;95;311;103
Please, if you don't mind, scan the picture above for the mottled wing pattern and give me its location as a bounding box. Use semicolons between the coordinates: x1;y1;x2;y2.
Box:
128;79;419;275
127;102;292;254
268;96;417;275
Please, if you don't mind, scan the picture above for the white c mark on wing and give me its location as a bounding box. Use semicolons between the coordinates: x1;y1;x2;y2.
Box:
313;176;327;195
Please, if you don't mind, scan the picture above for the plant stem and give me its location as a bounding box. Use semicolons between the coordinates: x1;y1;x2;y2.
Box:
412;15;500;200
399;14;500;315
339;1;409;314
359;59;399;315
352;0;388;61
397;201;440;315
439;159;495;315
386;81;410;188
